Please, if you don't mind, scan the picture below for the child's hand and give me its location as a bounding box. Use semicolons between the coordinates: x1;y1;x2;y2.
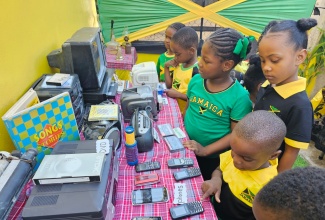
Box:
201;178;222;203
183;140;207;156
164;59;179;68
165;88;179;99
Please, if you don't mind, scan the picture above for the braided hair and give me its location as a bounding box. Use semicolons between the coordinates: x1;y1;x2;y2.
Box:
243;54;265;95
206;28;252;66
258;18;317;50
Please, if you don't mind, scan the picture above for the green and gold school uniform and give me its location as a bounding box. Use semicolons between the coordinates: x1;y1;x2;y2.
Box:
254;77;313;158
213;151;278;220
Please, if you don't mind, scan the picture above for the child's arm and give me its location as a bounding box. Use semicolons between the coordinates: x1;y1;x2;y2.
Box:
165;88;187;101
201;167;223;202
277;144;300;173
183;121;236;156
164;59;178;88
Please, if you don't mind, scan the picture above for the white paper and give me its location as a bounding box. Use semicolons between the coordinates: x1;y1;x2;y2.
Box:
173;183;187;204
153;127;161;143
96;139;110;154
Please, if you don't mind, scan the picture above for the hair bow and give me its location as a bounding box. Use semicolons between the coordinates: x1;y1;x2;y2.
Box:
233;36;255;59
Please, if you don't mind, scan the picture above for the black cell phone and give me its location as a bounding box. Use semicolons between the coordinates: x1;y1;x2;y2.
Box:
167;158;194;169
170;201;204;219
131;187;169;205
173;167;201;181
135;161;161;173
131;217;162;220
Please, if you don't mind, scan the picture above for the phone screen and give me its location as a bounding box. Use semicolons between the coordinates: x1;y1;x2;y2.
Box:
175;170;188;179
172;205;187;216
132;187;168;205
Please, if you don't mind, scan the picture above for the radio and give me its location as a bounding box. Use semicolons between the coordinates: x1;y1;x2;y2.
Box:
130;108;154;153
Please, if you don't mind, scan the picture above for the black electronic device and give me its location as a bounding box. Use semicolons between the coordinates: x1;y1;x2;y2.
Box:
82;69;118;104
22;140;118;220
82;100;122;153
131;187;169;205
167;158;194;169
135;161;161;173
130;108;154;153
132;217;162;220
120;85;158;122
169;201;204;220
173;167;201;181
31;73;84;130
47;27;106;90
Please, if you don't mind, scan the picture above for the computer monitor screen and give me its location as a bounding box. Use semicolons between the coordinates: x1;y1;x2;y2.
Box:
47;27;106;90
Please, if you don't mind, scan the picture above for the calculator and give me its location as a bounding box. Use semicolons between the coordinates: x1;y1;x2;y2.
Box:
173;167;201;181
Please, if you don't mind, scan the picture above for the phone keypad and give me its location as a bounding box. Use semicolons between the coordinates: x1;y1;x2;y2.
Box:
136;161;161;172
187;167;201;177
181;158;193;165
187;201;204;214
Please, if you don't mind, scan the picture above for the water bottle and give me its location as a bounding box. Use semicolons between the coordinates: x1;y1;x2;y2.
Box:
125;126;138;166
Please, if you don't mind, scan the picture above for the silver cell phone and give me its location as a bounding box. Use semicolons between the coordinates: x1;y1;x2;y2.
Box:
167;158;194;169
173;167;201;181
131;187;169;205
170;201;204;219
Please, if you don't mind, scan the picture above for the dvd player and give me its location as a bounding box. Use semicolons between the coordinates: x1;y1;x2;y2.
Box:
22;140;118;220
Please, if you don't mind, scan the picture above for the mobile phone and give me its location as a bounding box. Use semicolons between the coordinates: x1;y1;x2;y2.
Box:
132;217;162;220
173;167;201;181
169;201;204;219
164;135;184;153
132;187;169;205
167;158;194;169
135;161;161;173
134;173;159;186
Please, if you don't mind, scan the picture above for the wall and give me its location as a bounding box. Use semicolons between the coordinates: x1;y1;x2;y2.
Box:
0;0;98;151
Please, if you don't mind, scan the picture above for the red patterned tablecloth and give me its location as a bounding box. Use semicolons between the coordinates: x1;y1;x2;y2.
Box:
113;95;218;220
106;47;137;70
8;95;217;220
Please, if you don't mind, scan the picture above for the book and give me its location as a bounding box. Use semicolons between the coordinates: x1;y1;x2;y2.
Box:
32;153;106;185
88;104;119;121
2;89;80;169
46;73;71;86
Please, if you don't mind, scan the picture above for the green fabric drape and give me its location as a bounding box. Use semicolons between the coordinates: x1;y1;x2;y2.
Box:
97;0;316;43
97;0;186;42
219;0;316;34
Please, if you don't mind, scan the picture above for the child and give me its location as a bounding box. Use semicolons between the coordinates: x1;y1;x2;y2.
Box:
156;22;185;81
164;27;199;115
253;166;325;220
254;18;317;172
183;28;253;180
243;54;266;104
201;110;285;220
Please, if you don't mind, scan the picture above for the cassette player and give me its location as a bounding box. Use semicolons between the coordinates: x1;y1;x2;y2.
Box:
130;108;154;153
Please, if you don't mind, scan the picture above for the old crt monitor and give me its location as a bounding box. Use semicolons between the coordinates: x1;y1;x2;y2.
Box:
47;27;106;90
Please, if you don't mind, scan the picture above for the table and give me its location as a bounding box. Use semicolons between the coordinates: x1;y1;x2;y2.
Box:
106;47;137;81
113;96;217;220
7;97;217;220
